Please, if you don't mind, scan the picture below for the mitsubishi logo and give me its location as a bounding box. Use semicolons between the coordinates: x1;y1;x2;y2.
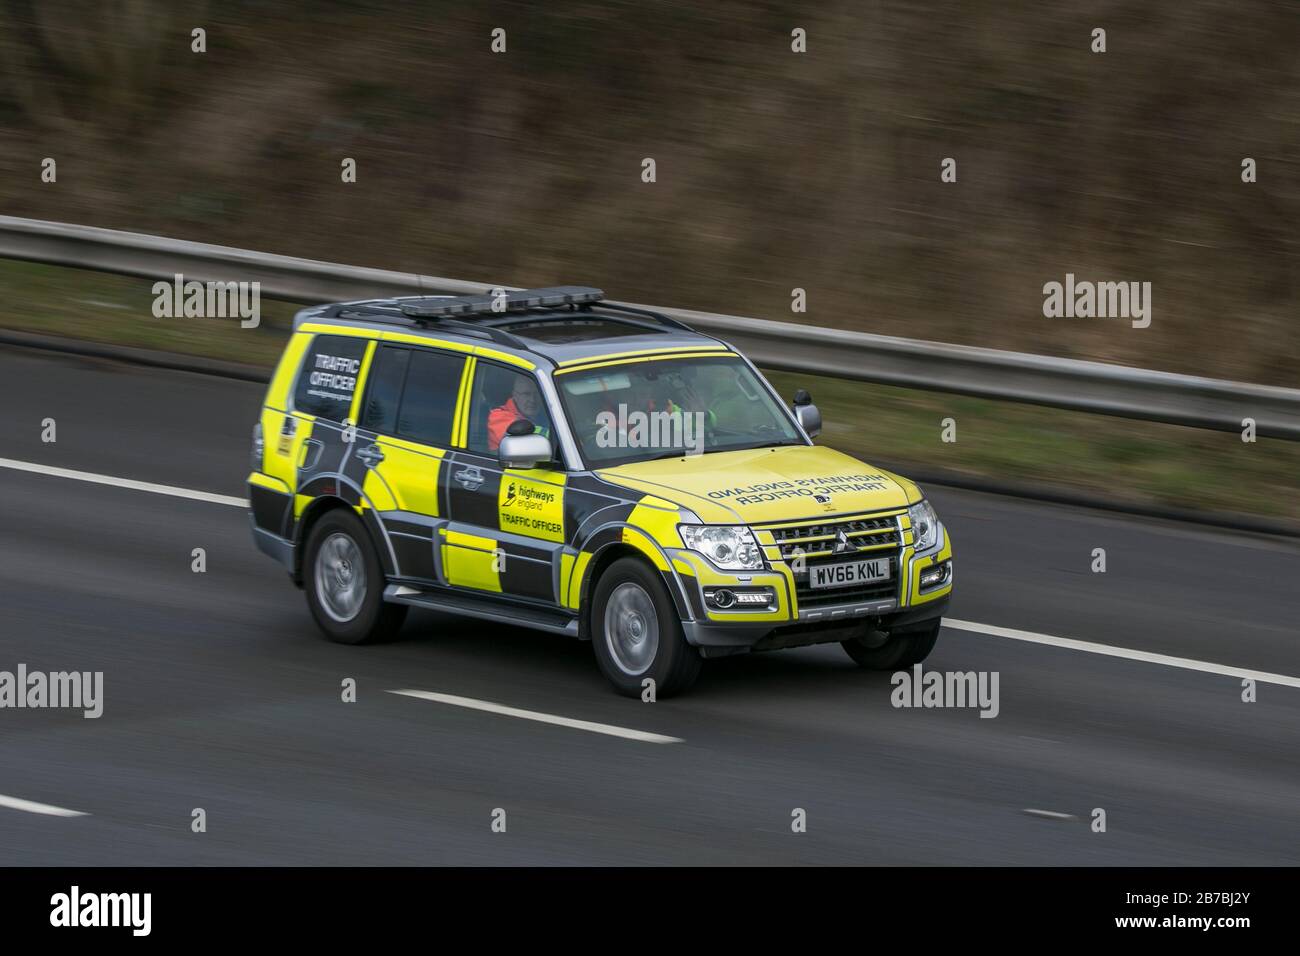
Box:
833;528;854;554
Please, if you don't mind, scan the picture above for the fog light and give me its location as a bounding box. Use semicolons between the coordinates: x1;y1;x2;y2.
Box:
919;561;951;590
704;586;774;610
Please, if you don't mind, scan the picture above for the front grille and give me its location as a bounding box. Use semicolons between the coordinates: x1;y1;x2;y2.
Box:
768;515;899;561
756;511;904;612
793;555;899;609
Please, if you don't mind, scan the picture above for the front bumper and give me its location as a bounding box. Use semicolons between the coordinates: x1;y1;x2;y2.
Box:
669;519;953;652
685;595;949;656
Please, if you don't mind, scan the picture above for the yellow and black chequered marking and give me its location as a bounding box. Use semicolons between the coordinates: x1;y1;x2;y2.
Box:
440;527;503;593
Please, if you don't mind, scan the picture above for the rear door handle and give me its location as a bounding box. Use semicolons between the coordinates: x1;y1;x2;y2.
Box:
356;443;385;467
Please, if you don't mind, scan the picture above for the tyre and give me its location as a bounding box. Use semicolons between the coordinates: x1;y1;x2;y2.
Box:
841;618;941;670
304;508;407;645
591;557;702;697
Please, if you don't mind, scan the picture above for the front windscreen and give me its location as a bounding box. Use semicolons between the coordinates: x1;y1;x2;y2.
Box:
554;355;803;467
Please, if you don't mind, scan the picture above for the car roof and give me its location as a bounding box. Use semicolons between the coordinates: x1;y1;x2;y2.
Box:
292;287;731;369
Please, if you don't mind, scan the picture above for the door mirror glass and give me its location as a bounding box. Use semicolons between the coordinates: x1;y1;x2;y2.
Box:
795;402;822;438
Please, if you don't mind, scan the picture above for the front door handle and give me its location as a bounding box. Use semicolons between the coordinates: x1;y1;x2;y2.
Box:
356;443;385;467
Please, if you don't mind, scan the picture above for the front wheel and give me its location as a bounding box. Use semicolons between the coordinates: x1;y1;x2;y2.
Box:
304;508;407;645
591;557;701;697
841;619;941;670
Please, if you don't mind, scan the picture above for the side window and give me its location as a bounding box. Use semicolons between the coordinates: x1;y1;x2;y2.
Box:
393;348;464;447
293;334;368;421
361;345;411;435
467;363;553;455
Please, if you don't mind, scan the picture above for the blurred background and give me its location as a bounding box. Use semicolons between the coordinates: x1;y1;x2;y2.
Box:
0;0;1297;519
1;2;1299;872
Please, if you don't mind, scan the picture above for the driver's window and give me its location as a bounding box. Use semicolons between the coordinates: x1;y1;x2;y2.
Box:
466;363;554;456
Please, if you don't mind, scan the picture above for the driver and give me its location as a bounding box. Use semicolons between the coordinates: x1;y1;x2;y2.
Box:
646;373;717;434
488;376;551;451
597;373;717;454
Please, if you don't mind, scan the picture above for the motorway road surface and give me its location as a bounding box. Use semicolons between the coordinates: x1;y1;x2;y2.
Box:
0;348;1297;864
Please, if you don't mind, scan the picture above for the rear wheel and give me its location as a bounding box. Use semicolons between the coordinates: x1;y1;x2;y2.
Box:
304;508;407;644
591;557;701;697
841;619;940;669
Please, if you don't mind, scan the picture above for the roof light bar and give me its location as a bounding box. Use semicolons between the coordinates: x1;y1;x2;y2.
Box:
400;286;604;319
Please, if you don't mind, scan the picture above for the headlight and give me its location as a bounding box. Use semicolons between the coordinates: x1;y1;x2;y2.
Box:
678;525;764;571
908;499;940;552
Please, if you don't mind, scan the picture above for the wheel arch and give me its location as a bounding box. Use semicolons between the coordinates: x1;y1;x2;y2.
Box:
577;540;691;640
293;496;392;585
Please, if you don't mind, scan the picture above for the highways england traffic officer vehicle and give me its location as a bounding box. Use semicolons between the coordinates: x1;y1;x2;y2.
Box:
247;287;952;696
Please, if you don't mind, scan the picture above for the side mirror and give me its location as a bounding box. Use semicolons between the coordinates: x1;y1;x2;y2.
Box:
792;389;821;438
795;403;822;438
499;431;554;469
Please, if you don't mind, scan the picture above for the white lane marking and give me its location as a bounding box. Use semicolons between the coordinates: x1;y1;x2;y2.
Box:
1022;808;1078;821
0;457;246;508
4;457;1298;693
388;689;683;744
0;793;89;817
946;619;1300;689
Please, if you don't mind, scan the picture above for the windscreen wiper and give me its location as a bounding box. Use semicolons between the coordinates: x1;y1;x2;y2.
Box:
702;439;804;454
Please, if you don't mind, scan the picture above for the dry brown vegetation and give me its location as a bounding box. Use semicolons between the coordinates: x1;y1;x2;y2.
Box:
1;0;1297;384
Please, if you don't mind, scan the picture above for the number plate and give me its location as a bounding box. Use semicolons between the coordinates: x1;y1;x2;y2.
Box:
808;557;892;590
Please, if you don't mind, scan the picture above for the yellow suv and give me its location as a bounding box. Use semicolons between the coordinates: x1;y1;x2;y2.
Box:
248;287;952;696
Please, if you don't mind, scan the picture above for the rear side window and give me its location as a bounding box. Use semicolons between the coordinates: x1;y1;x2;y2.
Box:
293;334;368;422
359;344;464;447
361;345;411;435
395;349;464;446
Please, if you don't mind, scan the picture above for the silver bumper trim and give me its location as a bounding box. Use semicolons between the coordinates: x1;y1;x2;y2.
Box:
797;597;898;623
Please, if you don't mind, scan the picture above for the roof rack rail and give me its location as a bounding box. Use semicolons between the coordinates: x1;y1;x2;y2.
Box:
592;300;694;333
313;286;701;349
420;317;530;349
